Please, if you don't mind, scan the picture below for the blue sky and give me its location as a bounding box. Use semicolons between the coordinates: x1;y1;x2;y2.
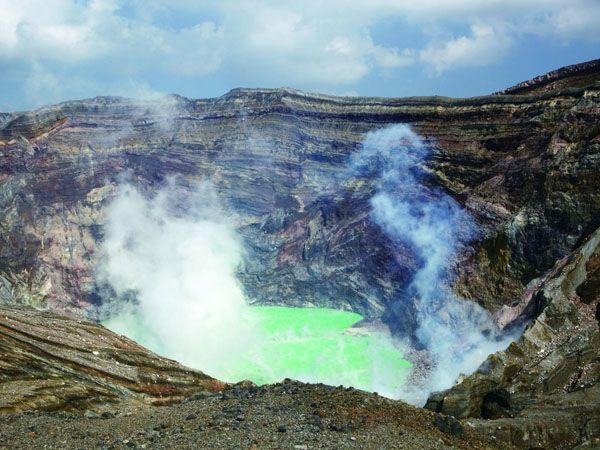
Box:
0;0;598;111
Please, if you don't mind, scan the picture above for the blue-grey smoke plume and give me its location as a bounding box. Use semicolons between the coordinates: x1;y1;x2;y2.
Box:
350;124;516;405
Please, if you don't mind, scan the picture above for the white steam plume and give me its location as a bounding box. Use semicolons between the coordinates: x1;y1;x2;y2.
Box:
96;177;412;393
96;126;516;402
350;124;517;405
97;178;259;378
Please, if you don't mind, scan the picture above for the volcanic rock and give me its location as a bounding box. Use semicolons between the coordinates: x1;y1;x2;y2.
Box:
0;60;598;340
426;226;600;448
0;305;224;414
0;60;599;448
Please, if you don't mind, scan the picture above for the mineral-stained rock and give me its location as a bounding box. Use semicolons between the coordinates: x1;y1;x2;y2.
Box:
0;304;224;413
0;60;599;447
426;226;600;448
0;60;598;342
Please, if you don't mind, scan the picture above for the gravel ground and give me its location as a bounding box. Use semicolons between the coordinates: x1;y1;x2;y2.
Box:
0;380;511;449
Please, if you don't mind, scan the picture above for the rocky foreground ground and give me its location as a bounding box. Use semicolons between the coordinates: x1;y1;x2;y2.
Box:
1;220;597;448
0;303;497;449
0;380;510;450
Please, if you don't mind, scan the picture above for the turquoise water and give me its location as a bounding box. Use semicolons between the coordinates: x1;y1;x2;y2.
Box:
104;306;411;395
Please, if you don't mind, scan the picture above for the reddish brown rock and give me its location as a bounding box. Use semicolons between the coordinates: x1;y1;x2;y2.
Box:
0;305;224;414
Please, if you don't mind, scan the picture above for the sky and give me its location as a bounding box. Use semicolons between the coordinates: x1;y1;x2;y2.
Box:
0;0;598;111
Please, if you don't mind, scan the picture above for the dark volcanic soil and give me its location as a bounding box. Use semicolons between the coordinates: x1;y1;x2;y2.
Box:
0;381;509;450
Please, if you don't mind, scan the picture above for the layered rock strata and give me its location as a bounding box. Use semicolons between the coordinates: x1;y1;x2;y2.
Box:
0;61;598;339
0;305;223;413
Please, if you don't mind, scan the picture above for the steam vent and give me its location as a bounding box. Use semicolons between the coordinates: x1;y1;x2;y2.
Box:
1;57;599;449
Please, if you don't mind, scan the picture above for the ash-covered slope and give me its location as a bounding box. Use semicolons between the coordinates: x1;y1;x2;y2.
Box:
0;379;510;450
0;61;598;340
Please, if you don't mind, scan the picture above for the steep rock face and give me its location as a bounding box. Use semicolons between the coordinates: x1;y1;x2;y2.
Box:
496;58;600;95
426;226;600;448
0;305;223;414
0;61;598;340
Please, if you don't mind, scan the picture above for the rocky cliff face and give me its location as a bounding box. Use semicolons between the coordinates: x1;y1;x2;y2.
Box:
426;225;600;448
1;60;598;339
0;59;598;447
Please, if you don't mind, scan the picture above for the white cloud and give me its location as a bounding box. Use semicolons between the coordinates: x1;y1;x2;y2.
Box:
419;23;512;75
526;3;600;41
23;63;62;106
214;1;413;86
0;0;224;70
0;0;598;108
372;46;415;69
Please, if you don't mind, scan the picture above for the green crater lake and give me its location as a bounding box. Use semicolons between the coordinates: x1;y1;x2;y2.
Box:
104;306;412;396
